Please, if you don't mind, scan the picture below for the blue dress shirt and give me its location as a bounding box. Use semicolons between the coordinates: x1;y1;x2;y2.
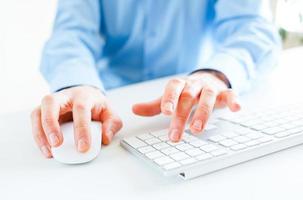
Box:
40;0;281;93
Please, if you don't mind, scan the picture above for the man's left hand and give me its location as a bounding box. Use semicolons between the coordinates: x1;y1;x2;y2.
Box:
132;71;241;142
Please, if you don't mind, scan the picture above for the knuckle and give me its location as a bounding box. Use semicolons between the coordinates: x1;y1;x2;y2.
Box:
75;123;90;138
30;108;40;119
176;114;188;124
181;90;195;101
165;92;178;101
33;133;43;144
42;95;55;105
108;115;123;132
116;118;123;130
75;122;90;132
203;86;216;96
112;118;123;132
73;102;87;111
168;78;185;86
42;116;56;130
41;114;57;132
198;104;211;117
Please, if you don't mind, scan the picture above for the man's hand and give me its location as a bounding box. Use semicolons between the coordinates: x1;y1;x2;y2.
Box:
132;72;241;142
31;86;122;158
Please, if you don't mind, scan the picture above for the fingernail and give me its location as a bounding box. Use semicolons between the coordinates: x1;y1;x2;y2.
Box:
169;129;180;142
78;139;88;152
164;102;174;113
232;101;241;111
106;131;114;143
40;146;50;157
49;134;59;146
192;120;203;131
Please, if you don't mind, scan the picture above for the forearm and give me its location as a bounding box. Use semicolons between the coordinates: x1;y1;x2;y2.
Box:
40;0;104;92
195;0;281;94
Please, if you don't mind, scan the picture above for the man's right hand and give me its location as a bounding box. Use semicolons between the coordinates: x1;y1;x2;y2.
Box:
31;86;123;158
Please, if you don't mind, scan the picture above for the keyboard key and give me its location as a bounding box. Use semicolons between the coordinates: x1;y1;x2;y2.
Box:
241;120;261;127
262;127;285;135
234;126;251;134
275;119;291;125
208;135;226;142
205;123;217;131
211;149;227;157
251;124;268;131
292;119;303;126
219;139;238;147
124;137;147;148
227;117;244;123
260;115;276;122
263;121;280;128
185;148;204;156
230;144;247;151
145;138;161;145
138;146;155;154
176;143;193;151
246;132;263;139
145;151;165;159
137;133;154;140
279;123;298;130
233;136;251;143
258;136;273;143
245;140;262;147
287;127;303;135
222;131;238;138
189;140;208;147
158;135;169;141
163;162;181;170
200;144;219;152
167;141;184;146
154;156;174;166
161;147;180;155
153;142;170;150
274;132;290;138
151;129;168;137
180;158;197;165
183;134;198;142
170;152;190;161
196;153;212;161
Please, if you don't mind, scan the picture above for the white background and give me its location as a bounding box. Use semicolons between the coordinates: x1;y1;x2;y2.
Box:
0;0;56;115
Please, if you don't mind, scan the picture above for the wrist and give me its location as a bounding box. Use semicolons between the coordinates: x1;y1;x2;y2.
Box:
190;68;231;89
56;84;106;96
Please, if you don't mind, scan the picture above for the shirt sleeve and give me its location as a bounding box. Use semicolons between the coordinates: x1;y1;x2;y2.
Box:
201;0;281;94
40;0;104;92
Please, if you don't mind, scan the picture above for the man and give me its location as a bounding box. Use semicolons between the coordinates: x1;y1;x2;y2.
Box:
31;0;281;158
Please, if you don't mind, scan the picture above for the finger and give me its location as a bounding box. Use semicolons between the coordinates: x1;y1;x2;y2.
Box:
72;100;93;153
132;98;161;116
169;82;202;142
190;86;217;134
41;95;64;147
98;105;123;145
31;108;52;158
161;78;186;115
216;89;241;112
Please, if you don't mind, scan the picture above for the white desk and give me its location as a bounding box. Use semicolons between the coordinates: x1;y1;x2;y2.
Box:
1;47;303;200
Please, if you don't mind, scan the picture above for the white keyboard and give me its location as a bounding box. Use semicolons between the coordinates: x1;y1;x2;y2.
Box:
121;103;303;179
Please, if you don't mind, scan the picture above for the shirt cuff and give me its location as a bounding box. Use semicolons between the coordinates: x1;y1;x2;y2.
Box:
200;53;250;94
48;61;104;93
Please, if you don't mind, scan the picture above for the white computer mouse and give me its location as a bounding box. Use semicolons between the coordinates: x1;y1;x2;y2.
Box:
51;121;102;164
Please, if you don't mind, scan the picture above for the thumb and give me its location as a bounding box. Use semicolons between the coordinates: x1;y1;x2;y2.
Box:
132;98;162;116
216;89;241;112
